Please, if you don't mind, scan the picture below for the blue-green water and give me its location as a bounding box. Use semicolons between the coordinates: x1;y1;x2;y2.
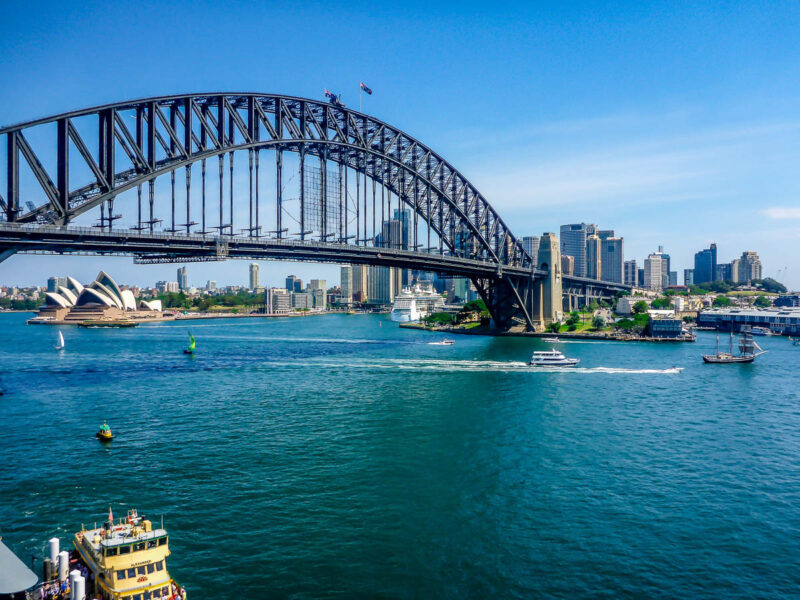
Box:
1;312;799;598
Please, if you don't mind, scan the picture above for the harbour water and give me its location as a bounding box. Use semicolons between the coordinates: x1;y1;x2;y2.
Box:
1;312;799;598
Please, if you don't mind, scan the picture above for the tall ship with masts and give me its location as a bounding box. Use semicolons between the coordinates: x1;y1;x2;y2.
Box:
703;326;767;364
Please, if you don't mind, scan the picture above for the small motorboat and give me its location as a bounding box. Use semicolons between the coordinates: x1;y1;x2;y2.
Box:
54;331;65;350
96;421;113;442
428;338;455;346
183;332;196;355
542;336;560;343
529;350;580;367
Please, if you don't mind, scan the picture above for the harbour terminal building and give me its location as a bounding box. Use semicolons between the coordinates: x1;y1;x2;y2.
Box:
30;271;163;324
697;307;800;335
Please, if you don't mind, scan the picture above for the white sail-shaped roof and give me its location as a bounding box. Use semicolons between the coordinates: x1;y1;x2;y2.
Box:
89;281;123;309
45;292;71;308
66;276;84;295
139;299;162;311
96;271;125;307
75;287;116;307
120;289;137;311
57;286;77;306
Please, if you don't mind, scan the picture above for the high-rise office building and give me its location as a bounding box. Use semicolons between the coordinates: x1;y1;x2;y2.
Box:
669;272;677;287
47;276;67;293
586;234;602;280
248;263;259;290
177;267;188;291
738;251;762;282
600;237;624;284
561;255;575;276
644;253;664;291
597;230;615;240
206;280;216;292
367;266;398;304
560;223;596;278
285;275;303;293
637;268;645;287
522;236;540;264
309;279;326;291
340;266;353;304
729;259;741;284
684;269;694;286
352;265;368;302
694;243;717;285
624;260;637;287
716;264;731;282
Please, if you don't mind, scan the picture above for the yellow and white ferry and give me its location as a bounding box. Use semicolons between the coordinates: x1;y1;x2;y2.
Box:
73;508;186;600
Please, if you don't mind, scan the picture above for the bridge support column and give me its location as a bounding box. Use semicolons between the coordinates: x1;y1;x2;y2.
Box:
535;232;563;328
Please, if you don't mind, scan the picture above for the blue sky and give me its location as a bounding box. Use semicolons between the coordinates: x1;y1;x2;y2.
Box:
1;1;799;289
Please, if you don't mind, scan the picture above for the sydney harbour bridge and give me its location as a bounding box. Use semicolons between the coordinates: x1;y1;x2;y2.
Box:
0;93;628;330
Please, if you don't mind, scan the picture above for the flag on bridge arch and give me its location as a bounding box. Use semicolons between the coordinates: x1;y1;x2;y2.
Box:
360;82;373;95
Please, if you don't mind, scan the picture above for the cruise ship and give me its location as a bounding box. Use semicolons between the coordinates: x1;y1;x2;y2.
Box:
390;284;446;322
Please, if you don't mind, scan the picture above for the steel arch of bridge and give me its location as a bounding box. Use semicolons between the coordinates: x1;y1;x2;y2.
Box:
0;93;532;272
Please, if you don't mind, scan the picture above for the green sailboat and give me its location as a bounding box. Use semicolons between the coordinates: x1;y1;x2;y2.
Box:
183;332;196;355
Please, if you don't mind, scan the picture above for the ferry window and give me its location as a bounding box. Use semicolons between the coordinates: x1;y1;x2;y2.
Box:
133;542;146;552
105;547;118;557
147;563;155;574
147;540;158;549
119;545;131;555
117;570;126;580
133;595;142;600
158;537;167;546
127;568;135;578
161;587;169;595
156;561;164;571
137;566;146;575
142;592;151;600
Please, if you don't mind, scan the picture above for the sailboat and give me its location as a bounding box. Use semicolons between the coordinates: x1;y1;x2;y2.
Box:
54;331;65;350
183;331;196;355
702;327;767;363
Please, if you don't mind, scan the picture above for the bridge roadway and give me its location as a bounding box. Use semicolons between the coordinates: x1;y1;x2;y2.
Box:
0;222;544;279
0;223;630;298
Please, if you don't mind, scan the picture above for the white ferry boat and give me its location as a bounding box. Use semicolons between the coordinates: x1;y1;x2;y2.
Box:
390;283;446;322
529;350;580;367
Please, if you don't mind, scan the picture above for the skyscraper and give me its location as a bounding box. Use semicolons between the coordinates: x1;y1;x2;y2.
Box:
693;243;717;285
738;251;762;282
561;255;575;276
177;267;188;291
644;253;664;291
560;223;595;278
522;236;540;264
624;260;637;287
684;269;694;286
600;237;624;284
586;234;602;280
340;266;353;304
248;263;259;290
285;275;303;292
352;265;368;302
367;266;398;304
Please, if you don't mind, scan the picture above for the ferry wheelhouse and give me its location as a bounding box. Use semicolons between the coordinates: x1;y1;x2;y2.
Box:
73;509;185;600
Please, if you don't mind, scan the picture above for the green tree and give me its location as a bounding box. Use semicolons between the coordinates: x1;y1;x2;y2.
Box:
753;278;787;293
713;295;732;307
632;300;649;314
754;295;771;308
591;315;606;329
547;321;561;333
651;297;671;309
615;318;634;331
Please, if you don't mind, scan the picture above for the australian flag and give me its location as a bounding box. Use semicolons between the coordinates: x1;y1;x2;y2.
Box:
360;82;373;95
324;89;345;107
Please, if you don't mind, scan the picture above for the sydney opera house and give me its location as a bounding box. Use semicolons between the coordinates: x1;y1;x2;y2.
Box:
31;271;163;324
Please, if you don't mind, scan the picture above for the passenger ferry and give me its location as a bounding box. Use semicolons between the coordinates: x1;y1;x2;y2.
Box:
390;284;446;322
71;508;186;600
529;350;580;367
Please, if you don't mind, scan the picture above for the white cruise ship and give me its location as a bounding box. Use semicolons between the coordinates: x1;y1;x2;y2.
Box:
390;283;446;322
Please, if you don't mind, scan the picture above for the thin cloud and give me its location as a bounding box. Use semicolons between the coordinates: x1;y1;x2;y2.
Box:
762;207;800;219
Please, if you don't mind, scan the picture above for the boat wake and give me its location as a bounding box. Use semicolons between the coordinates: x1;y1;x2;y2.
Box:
276;358;683;374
